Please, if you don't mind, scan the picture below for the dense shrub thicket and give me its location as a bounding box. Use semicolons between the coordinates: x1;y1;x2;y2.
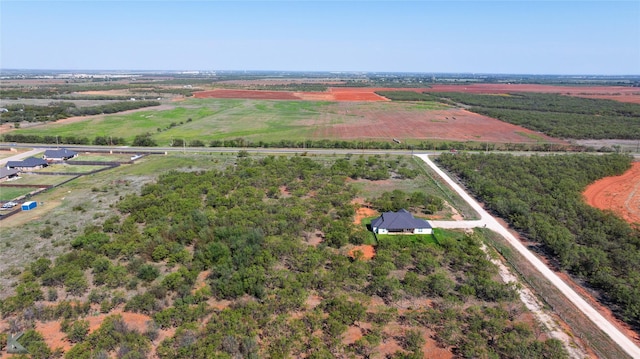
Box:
424;92;640;140
437;152;640;328
0;154;566;358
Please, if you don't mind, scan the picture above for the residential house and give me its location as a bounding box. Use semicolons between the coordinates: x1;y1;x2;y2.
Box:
370;209;432;235
43;148;78;162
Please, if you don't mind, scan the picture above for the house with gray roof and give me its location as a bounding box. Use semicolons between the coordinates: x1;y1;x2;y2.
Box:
43;148;78;162
6;157;48;171
370;209;432;235
0;167;19;182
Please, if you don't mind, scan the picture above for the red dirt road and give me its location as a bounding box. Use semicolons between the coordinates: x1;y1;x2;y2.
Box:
583;162;640;225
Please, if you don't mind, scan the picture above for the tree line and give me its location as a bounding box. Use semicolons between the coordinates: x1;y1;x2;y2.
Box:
0;101;160;123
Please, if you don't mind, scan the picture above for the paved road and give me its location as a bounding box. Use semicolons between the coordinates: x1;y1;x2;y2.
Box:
415;154;640;358
0;148;44;166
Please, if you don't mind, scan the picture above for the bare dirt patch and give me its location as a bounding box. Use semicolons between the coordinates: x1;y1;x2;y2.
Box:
583;162;640;225
312;103;566;144
348;245;376;260
353;205;377;225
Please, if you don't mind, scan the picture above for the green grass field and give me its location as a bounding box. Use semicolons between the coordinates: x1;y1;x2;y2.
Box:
37;164;111;173
10;98;447;145
8;174;77;186
0;186;42;201
69;154;133;162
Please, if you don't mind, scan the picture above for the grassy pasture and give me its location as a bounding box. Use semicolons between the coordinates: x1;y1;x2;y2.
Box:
10;98;447;144
38;164;111;173
69;153;134;162
8;174;77;186
0;186;42;201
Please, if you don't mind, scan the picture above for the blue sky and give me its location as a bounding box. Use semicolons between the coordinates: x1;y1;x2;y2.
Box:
1;1;638;74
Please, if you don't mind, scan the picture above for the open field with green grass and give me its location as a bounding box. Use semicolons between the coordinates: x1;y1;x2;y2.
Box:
69;153;135;162
37;164;112;173
7;97;551;147
7;174;77;186
0;186;42;201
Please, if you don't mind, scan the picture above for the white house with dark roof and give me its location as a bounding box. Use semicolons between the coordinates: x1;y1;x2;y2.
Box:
43;148;78;162
370;209;432;235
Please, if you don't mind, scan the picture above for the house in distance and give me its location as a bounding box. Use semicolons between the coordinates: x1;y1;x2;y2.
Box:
370;209;433;235
43;148;78;162
6;157;48;171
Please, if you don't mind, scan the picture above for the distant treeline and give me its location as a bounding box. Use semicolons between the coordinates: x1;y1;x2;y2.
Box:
3;133;592;153
0;84;132;99
437;152;640;329
0;101;160;123
381;91;640;140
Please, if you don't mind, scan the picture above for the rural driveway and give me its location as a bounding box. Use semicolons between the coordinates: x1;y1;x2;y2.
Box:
415;153;640;359
0;148;44;166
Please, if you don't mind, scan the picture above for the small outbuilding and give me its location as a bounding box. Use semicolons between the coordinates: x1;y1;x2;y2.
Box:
371;209;432;235
21;201;37;211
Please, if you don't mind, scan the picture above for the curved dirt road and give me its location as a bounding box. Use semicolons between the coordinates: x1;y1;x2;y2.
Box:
415;154;640;359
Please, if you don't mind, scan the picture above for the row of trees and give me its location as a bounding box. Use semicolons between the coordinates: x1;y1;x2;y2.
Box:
0;100;160;123
437;152;640;328
0;154;568;358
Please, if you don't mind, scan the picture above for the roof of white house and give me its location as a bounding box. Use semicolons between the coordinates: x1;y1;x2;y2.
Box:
371;209;431;230
7;157;48;168
43;148;78;159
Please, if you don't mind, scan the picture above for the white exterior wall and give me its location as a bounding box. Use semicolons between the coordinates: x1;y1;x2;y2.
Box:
376;228;388;234
413;228;433;234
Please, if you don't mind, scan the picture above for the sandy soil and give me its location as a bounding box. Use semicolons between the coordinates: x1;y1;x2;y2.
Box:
583;162;640;225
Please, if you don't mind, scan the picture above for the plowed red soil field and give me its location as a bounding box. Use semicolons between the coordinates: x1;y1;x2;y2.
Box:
195;84;640;103
310;103;566;144
583;162;640;225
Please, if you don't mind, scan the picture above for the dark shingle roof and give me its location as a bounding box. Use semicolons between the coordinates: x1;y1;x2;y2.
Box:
7;157;48;168
371;209;431;230
44;148;77;159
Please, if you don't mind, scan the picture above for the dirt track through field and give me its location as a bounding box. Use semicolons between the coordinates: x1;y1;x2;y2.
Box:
583;162;640;225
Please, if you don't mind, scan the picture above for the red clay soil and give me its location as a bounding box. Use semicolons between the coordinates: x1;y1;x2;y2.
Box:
34;309;156;354
312;104;567;145
354;205;378;225
583;162;640;225
348;245;376;260
193;85;640;104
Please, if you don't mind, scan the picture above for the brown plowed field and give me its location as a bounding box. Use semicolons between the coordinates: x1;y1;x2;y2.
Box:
311;103;566;144
195;84;640;103
583;162;640;225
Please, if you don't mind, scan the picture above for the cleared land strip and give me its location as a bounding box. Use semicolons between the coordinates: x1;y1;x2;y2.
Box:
415;153;640;359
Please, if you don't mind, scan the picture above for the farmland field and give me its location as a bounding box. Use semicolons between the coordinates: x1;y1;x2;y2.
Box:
9;98;564;146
